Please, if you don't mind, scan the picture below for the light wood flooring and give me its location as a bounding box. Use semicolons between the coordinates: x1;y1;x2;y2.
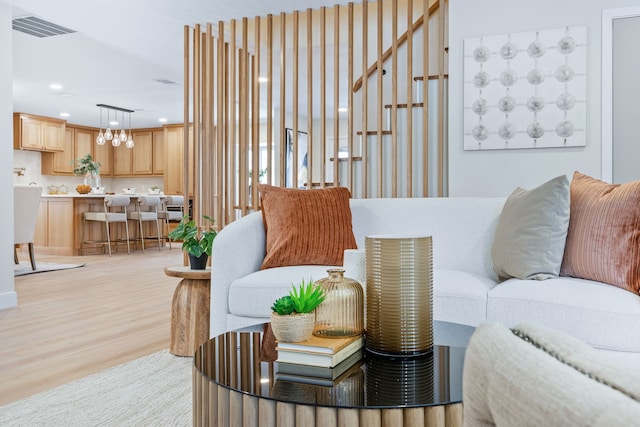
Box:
0;246;187;406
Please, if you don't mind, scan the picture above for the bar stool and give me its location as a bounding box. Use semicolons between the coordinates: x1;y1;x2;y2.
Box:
158;195;185;249
128;195;163;252
82;195;131;256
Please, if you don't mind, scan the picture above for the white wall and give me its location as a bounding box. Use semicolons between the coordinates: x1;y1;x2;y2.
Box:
1;2;16;310
448;0;640;197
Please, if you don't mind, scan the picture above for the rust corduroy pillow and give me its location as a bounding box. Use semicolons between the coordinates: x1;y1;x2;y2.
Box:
258;184;357;270
560;171;640;295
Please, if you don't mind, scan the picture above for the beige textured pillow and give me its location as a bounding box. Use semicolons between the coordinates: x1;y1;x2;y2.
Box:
560;171;640;294
258;184;357;270
491;175;570;281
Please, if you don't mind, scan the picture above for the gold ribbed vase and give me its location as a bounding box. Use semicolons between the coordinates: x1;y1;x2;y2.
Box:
365;235;433;355
314;269;365;338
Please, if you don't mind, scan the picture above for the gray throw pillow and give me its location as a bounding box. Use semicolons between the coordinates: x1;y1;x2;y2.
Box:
491;175;570;281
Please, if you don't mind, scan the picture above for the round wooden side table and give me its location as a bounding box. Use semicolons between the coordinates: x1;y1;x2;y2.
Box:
163;266;211;357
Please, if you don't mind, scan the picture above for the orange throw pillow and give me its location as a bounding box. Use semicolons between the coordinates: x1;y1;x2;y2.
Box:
560;171;640;294
258;184;357;269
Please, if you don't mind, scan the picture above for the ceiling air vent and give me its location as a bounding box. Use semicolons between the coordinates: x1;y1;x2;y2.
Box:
12;16;76;38
153;78;178;85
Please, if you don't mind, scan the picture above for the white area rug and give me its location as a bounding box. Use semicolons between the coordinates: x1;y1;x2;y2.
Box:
0;350;192;426
14;261;86;277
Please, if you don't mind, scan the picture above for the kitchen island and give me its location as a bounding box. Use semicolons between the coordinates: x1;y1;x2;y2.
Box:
33;194;169;256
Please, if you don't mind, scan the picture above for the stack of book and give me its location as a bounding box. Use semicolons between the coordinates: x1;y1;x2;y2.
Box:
275;334;364;386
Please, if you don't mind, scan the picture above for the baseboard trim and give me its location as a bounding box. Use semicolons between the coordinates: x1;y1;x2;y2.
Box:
0;291;17;311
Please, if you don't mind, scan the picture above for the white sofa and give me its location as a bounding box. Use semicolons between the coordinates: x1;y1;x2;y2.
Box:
209;197;640;365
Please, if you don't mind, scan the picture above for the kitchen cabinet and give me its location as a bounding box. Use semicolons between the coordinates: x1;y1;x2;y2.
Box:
33;198;74;255
164;124;194;196
153;129;165;175
14;113;66;152
42;125;108;176
93;131;113;176
112;128;162;176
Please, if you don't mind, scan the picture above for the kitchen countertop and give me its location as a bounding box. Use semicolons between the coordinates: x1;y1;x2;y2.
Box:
41;193;165;198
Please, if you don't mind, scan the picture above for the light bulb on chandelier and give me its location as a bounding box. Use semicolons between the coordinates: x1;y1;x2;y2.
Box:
119;112;127;142
96;107;106;145
125;112;135;148
104;109;113;141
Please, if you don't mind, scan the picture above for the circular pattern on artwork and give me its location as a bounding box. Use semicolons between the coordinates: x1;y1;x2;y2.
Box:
500;69;518;87
556;93;576;110
556;121;574;138
527;68;545;85
500;42;518;60
498;122;516;140
473;45;491;63
472;125;489;141
527;41;546;58
473;71;491;88
472;98;489;116
557;36;577;54
498;95;517;113
527;122;545;139
555;64;575;82
526;96;546;112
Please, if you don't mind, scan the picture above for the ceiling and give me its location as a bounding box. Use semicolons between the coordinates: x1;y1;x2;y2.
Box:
7;0;353;129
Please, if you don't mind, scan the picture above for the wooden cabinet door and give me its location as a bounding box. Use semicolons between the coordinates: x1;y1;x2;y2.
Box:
47;199;74;249
74;127;94;160
132;130;153;175
93;132;113;176
17;115;44;150
43;120;66;151
152;129;165;175
164;125;184;195
42;127;74;175
113;143;133;176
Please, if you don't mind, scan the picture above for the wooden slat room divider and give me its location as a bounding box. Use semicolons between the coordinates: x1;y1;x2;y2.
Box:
185;0;448;231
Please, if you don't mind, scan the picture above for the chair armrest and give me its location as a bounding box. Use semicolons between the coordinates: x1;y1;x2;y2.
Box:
210;211;266;337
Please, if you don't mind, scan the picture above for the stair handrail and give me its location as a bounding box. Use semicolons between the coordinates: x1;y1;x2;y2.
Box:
352;1;440;93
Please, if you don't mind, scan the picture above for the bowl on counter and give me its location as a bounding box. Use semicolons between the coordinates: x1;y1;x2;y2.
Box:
122;188;136;195
76;185;91;194
91;187;105;194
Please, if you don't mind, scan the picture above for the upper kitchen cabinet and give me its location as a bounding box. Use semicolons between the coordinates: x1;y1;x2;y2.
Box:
93;131;113;176
112;128;162;176
164;124;194;196
14;113;66;152
152;129;165;175
42;125;110;176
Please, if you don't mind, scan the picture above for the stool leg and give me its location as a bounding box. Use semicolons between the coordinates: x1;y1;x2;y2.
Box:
105;220;112;257
124;218;131;254
138;218;145;252
155;218;162;251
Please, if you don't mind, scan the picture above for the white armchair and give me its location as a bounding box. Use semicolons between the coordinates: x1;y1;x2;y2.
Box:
14;185;42;270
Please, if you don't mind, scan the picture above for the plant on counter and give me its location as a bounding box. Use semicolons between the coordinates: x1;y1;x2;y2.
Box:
168;215;217;265
72;154;101;176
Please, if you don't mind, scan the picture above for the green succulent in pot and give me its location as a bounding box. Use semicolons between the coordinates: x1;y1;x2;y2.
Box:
270;279;326;343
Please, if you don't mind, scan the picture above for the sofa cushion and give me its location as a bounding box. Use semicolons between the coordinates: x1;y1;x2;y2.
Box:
487;276;640;352
491;174;570;281
228;265;337;318
560;171;640;295
433;269;498;326
258;184;357;269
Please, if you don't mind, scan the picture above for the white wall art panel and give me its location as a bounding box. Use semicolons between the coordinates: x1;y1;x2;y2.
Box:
463;26;587;150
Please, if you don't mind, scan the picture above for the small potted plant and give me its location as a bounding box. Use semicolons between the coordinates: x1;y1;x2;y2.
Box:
270;279;326;343
73;154;101;189
168;215;217;269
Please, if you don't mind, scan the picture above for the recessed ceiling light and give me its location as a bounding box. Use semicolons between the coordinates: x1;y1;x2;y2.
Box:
258;76;268;83
338;107;348;113
49;83;62;90
158;118;167;123
59;112;69;117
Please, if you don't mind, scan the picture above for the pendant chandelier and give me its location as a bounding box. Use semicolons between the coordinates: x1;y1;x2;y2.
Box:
96;104;134;148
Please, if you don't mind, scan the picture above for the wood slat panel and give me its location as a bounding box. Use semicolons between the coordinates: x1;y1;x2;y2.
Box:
307;8;314;191
347;3;355;191
361;0;369;198
376;0;383;197
406;0;414;197
279;12;287;188
293;10;300;190
320;6;327;187
422;0;430;197
438;0;445;197
333;4;340;188
391;0;398;198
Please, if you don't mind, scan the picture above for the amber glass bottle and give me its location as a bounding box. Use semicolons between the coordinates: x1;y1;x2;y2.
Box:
313;268;364;338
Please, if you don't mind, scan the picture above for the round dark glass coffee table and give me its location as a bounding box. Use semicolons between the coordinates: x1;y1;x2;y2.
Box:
193;321;472;426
